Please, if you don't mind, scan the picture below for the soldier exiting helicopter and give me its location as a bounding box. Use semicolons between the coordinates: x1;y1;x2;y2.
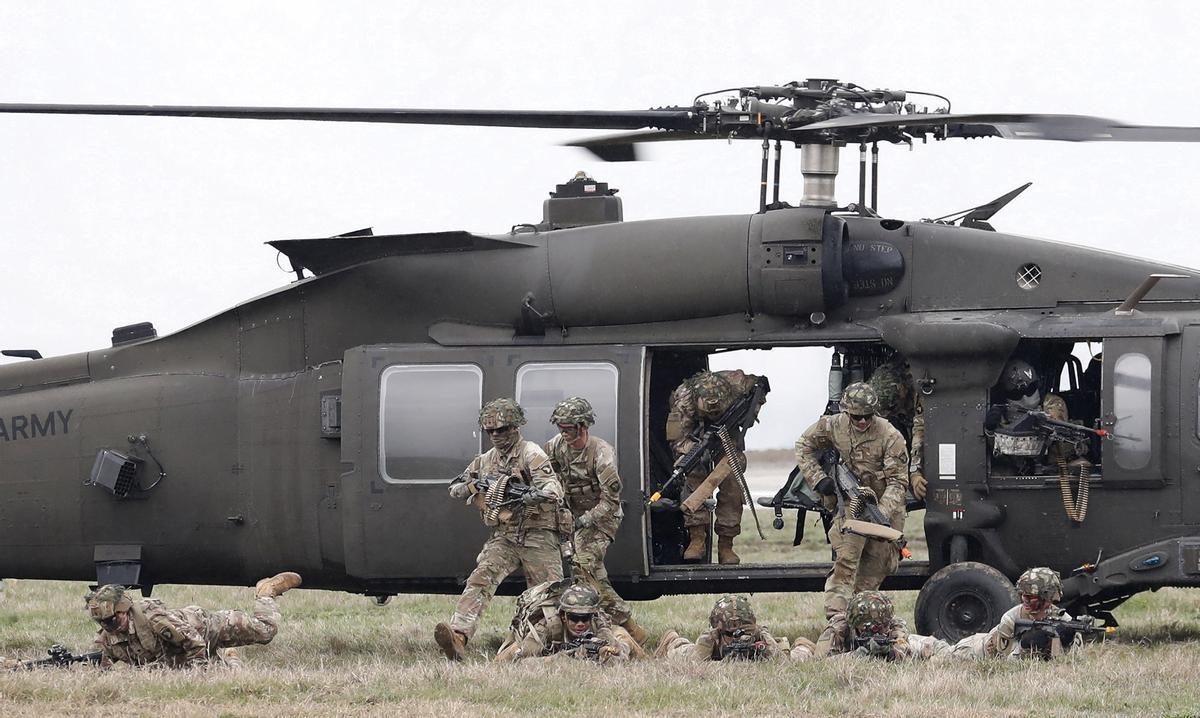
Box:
436;398;565;661
666;370;767;565
796;382;908;618
868;359;927;501
543;397;647;645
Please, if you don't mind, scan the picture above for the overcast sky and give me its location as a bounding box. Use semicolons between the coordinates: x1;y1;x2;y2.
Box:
2;2;1199;448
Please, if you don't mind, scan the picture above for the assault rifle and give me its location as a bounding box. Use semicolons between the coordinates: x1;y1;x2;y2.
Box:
548;632;609;660
1012;612;1113;653
8;645;102;670
851;634;898;659
721;628;767;661
830;459;904;543
649;376;770;504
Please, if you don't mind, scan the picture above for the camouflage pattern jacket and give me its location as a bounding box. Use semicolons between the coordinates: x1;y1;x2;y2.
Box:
813;613;913;659
677;626;789;662
665;369;760;456
543;434;622;538
984;603;1074;658
465;438;563;535
496;594;641;663
795;413;909;518
91;598;212;668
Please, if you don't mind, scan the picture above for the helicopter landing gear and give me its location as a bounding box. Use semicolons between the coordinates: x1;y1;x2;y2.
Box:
915;561;1019;642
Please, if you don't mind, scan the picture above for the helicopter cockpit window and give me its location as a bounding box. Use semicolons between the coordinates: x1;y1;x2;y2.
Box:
1112;352;1152;470
379;364;482;483
515;362;619;449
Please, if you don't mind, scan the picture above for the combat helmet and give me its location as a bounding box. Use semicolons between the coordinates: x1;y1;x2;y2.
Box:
868;362;911;412
709;594;756;630
1016;567;1062;601
549;397;596;426
558;583;602;615
690;371;735;418
86;584;133;622
478;398;527;429
1001;359;1040;398
840;382;880;415
847;590;894;631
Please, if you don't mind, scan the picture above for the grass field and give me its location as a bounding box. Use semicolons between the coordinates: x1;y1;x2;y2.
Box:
2;507;1199;717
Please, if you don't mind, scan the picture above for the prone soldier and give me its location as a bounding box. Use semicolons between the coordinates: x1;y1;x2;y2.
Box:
85;572;300;669
666;370;767;565
654;594;797;661
436;398;565;660
796;382;909;618
543;397;646;644
495;581;643;663
793;590;947;661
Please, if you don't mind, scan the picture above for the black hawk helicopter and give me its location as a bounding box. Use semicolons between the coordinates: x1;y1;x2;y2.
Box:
3;79;1200;640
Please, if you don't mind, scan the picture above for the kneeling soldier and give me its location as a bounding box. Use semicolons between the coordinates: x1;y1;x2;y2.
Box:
655;594;792;661
495;582;643;663
86;572;301;668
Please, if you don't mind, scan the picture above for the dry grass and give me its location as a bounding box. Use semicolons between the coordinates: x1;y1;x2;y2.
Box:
3;576;1199;717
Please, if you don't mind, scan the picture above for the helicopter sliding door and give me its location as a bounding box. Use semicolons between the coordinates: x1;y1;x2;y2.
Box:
338;344;645;589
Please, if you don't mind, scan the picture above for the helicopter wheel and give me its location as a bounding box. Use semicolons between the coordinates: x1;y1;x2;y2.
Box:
915;561;1019;642
371;595;393;606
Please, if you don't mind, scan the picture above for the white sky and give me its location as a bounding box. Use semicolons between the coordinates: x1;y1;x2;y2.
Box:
2;2;1199;448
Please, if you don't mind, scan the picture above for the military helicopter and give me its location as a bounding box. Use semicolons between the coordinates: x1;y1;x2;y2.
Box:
3;78;1200;641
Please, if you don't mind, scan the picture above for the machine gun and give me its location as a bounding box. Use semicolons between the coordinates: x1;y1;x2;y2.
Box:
548;632;609;661
649;376;770;538
851;634;899;659
721;628;768;661
831;459;904;542
991;401;1108;457
8;645;102;670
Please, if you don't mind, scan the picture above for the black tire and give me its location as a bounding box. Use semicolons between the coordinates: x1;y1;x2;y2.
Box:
915;561;1019;642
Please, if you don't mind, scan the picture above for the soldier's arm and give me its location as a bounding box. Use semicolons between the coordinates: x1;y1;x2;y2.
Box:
910;396;925;474
888;620;912;660
795;416;834;489
984;609;1018;657
756;627;787;662
525;446;564;499
91;630;118;668
579;443;622;528
148;611;208;666
878;430;910;516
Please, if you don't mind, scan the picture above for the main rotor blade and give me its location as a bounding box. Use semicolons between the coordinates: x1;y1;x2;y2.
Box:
564;130;714;161
796;112;1200;142
0;103;696;131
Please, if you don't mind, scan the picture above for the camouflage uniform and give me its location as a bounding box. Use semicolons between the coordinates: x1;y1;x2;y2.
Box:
795;382;908;617
655;594;790;662
950;567;1077;659
495;581;642;663
86;584;281;669
445;399;565;642
795;591;947;661
544;409;629;623
666;370;762;560
869;360;925;497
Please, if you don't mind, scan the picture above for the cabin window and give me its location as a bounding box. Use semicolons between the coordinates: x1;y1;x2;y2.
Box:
515;362;619;449
379;364;482;483
1112;352;1152;470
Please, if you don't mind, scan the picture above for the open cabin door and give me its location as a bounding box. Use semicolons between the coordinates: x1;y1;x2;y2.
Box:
338;344;645;589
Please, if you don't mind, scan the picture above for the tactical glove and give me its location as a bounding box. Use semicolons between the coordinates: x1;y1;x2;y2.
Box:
448;481;473;500
909;471;927;500
574;514;592;530
815;475;836;496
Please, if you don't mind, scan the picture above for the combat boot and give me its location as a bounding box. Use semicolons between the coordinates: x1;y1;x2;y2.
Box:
683;525;708;561
255;571;302;598
620;616;649;646
717;536;740;565
434;622;468;661
654;630;679;659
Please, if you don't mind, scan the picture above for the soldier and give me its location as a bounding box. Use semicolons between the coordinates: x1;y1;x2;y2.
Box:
950;567;1081;660
495;581;644;663
666;369;766;565
435;398;565;661
792;590;947;661
654;594;796;661
796;381;909;618
84;572;300;668
869;359;927;501
988;359;1082;469
543;397;647;644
